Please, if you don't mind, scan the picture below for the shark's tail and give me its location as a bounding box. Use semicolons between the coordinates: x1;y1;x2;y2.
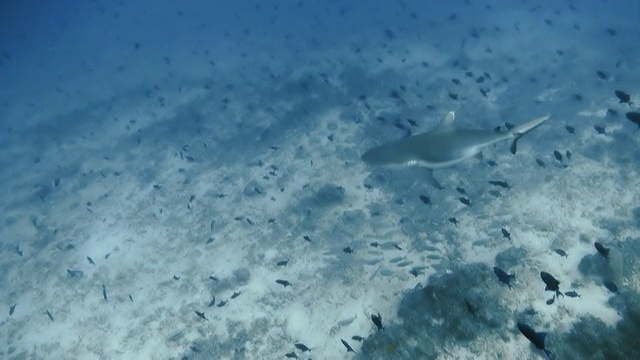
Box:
509;115;551;154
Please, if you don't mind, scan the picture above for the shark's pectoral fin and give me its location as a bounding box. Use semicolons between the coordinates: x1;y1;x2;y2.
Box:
509;115;551;155
425;169;444;190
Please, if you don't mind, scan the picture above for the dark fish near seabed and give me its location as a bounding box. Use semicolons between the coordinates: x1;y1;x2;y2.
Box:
45;309;55;321
501;228;511;240
493;267;516;289
294;343;311;352
540;271;563;298
553;150;563;162
87;256;95;265
371;313;384;331
66;269;84;278
102;284;108;300
341;339;356;353
615;90;632;105
276;279;292;287
625;112;640;128
195;310;208;321
489;180;510;189
285;351;298;358
351;335;365;342
517;322;553;359
9;304;17;315
554;249;568;257
565;290;580;298
459;197;471;206
594;242;609;258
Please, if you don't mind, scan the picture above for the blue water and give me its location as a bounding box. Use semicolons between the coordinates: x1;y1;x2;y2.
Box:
1;1;639;359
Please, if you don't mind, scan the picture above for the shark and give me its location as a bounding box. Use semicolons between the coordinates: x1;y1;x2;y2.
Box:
361;111;550;187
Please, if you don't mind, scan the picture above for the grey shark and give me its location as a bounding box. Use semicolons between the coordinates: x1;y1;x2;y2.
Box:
362;111;550;169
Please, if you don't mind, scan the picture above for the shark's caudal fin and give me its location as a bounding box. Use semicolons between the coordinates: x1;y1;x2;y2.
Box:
509;115;551;154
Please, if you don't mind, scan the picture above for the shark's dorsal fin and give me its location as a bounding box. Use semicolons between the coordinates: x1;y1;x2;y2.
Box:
434;111;455;132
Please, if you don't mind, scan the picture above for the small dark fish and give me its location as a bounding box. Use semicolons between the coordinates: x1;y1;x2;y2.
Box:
565;125;575;134
276;279;291;287
451;78;461;85
565;151;571;160
195;310;208;321
369;242;379;248
87;256;95;265
554;249;568;258
489;180;510;189
303;235;312;242
66;268;84;278
615;90;632;105
606;28;617;36
493;267;516;289
102;284;108;301
449;93;459;100
15;245;23;256
459;197;471;206
540;271;563;298
173;275;180;281
501;228;511;240
129;294;133;302
594;242;609;258
546;297;555;305
294;343;311;352
419;195;431;205
393;244;402;250
448;217;459;225
603;281;618;294
217;300;228;307
285;352;298;359
209;276;219;281
208;296;216;307
553;150;563;162
190;345;201;353
277;259;288;266
371;313;384;331
341;339;355;353
625;112;640;128
517;322;553;359
206;237;214;244
535;158;546;168
594;125;605;134
456;187;466;194
9;304;16;315
595;70;608;80
486;159;497;166
351;335;365;342
564;290;580;298
45;309;55;322
153;184;162;190
343;246;353;254
231;292;241;299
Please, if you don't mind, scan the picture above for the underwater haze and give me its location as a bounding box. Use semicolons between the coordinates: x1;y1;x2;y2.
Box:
1;0;640;359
